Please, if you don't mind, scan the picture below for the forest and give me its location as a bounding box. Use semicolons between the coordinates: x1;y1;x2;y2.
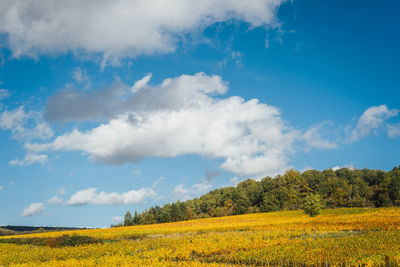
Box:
119;165;400;227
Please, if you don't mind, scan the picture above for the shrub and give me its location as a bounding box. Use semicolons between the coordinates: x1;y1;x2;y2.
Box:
302;194;323;217
46;234;103;247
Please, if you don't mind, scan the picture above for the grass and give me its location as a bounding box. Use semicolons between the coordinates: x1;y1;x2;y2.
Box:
1;207;400;266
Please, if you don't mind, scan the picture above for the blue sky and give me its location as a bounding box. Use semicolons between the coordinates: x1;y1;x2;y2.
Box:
0;0;399;228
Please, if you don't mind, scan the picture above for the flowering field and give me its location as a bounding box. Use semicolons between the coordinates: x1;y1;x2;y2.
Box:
1;207;400;266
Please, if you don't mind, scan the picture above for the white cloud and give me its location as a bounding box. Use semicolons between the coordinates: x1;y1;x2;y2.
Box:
190;169;220;194
217;51;244;69
192;180;213;194
10;153;48;166
0;107;26;135
230;51;244;67
0;185;3;191
388;124;400;138
67;187;156;206
173;183;191;201
302;123;337;150
300;166;313;173
173;178;215;201
21;202;45;217
72;68;89;84
0;107;53;141
0;0;284;64
31;73;298;178
229;177;241;186
173;183;189;195
331;165;355;171
45;72;228;122
0;106;52;165
112;216;123;224
47;196;64;206
349;105;398;142
152;176;165;188
132;73;152;93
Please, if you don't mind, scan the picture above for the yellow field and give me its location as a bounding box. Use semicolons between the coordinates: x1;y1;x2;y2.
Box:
1;207;400;266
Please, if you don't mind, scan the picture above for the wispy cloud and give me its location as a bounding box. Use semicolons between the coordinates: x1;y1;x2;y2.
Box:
0;89;9;101
21;202;45;217
72;67;89;84
387;123;400;138
10;154;48;166
111;216;123;224
302;122;338;150
348;105;398;142
47;196;64;206
152;176;165;188
0;107;53;141
67;188;156;206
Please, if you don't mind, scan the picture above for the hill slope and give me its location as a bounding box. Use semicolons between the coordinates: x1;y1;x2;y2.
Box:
1;207;400;265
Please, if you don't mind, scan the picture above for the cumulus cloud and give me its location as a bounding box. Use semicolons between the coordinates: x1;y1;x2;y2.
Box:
21;202;45;217
9;153;48;166
45;81;126;122
45;72;227;122
0;0;284;64
349;105;398;142
387;124;400;138
67;188;156;206
32;73;298;177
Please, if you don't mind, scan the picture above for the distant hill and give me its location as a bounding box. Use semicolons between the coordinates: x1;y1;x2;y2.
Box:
0;226;91;236
0;228;17;236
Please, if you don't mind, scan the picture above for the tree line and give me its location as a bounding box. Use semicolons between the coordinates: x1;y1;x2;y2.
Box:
116;165;400;227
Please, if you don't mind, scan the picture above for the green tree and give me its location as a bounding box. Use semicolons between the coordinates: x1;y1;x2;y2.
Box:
238;179;263;206
133;211;140;225
124;211;133;226
302;194;323;217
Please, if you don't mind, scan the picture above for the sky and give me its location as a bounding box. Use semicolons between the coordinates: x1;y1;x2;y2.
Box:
0;0;399;228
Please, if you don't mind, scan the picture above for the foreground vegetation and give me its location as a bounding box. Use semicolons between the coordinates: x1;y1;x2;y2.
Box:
1;207;400;266
121;166;400;227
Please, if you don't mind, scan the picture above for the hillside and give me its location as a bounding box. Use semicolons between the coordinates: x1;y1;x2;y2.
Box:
0;228;17;236
121;165;400;227
1;207;400;265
